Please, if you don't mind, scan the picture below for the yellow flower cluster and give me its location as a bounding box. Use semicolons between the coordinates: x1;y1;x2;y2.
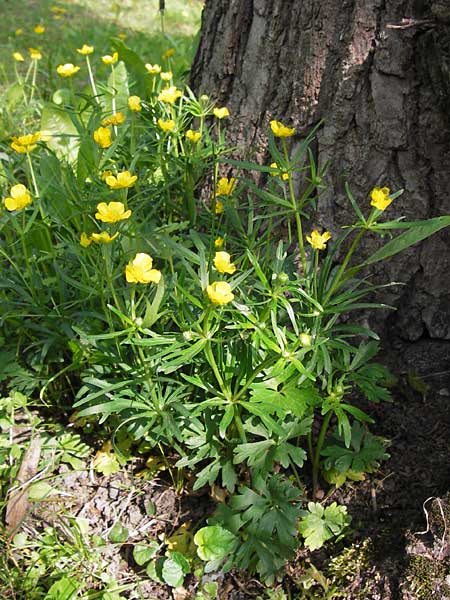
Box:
186;129;201;143
29;48;42;60
270;162;289;181
102;112;126;126
128;96;142;112
158;119;175;133
215;177;235;197
158;86;182;104
93;127;112;148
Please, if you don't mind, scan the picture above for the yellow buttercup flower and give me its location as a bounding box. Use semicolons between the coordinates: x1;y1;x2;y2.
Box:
145;63;161;74
50;6;67;13
370;186;392;211
91;231;119;244
29;48;42;60
214;237;224;248
101;112;126;126
15;28;24;36
118;33;127;40
207;281;234;305
77;44;94;55
3;184;32;211
270;120;295;138
56;63;80;77
306;230;332;251
162;48;175;58
11;132;41;153
102;52;118;65
95;201;132;223
158;86;182;104
215;200;224;215
157;118;175;133
125;253;161;284
128;95;142;112
160;71;172;81
186;129;201;143
13;52;25;62
101;170;113;181
269;162;289;181
93;127;112;148
215;177;235;197
80;232;92;247
213;251;237;275
34;25;45;34
105;170;137;190
213;107;230;119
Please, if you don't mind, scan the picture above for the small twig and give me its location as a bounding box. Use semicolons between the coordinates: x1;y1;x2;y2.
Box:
386;17;435;29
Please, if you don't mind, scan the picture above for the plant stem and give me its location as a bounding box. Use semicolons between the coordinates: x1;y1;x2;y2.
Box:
85;55;99;103
312;411;332;500
323;228;366;304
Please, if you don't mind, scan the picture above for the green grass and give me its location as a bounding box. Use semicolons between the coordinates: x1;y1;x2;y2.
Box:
0;0;203;84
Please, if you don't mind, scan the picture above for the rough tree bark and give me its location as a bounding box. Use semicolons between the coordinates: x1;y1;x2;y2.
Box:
191;0;450;376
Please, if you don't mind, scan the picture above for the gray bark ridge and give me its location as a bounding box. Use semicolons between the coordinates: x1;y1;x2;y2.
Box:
192;0;450;343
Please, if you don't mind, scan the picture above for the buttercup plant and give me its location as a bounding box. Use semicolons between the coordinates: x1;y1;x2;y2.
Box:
1;35;450;587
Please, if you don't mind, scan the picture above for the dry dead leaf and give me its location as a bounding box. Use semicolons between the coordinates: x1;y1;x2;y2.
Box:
5;435;42;536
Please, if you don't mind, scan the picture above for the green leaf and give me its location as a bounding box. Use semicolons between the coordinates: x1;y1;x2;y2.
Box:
41;103;79;162
108;521;129;544
133;541;159;566
194;525;237;561
298;502;351;551
28;481;59;501
364;216;450;265
161;552;190;588
44;577;79;600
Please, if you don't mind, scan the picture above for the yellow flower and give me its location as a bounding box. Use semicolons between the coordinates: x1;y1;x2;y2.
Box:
306;230;332;251
80;232;92;247
145;63;161;74
125;253;161;284
213;251;236;274
207;281;234;305
215;200;224;215
3;184;32;211
186;129;201;143
269;162;289;181
157;118;175;133
95;201;132;223
118;33;127;40
105;170;137;189
128;95;142;112
213;107;230;119
50;6;67;13
77;44;94;55
160;71;172;81
102;52;118;65
29;48;42;60
158;86;182;104
13;52;25;62
162;48;175;58
93;127;112;148
34;25;45;34
215;177;235;197
101;170;113;181
101;112;126;126
91;231;119;244
15;28;24;36
11;132;41;153
56;63;80;77
370;186;392;211
270;120;295;138
214;237;224;248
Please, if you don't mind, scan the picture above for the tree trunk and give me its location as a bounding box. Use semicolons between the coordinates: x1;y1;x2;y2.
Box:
191;0;450;375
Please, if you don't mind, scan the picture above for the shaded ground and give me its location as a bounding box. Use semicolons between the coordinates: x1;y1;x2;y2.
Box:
4;340;449;599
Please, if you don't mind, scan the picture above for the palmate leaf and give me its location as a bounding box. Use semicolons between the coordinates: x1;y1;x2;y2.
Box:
298;502;351;551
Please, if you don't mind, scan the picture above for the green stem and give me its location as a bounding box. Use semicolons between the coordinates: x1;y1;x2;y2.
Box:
323;228;366;304
85;55;99;103
282;139;307;274
29;59;38;102
312;411;332;500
